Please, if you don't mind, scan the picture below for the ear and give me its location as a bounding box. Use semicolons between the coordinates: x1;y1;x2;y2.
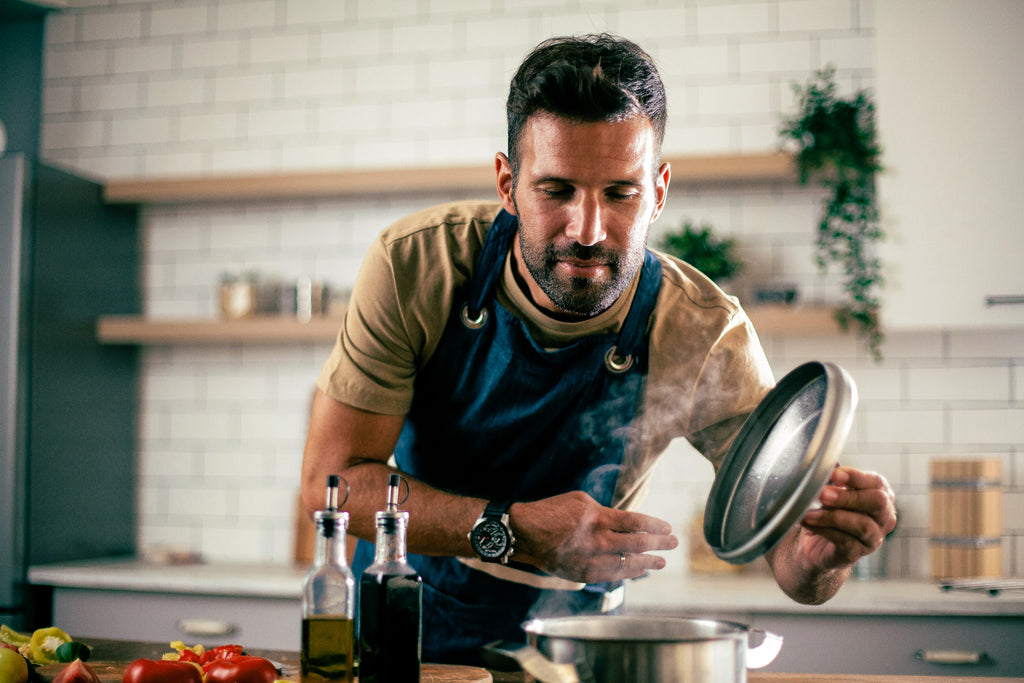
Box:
651;161;671;222
495;153;517;215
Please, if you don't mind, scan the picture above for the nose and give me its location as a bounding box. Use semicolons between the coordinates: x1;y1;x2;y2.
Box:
565;195;606;247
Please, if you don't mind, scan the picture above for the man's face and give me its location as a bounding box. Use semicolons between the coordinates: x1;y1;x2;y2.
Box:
497;113;670;320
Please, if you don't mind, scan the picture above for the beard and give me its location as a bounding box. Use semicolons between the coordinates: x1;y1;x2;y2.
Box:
517;223;647;318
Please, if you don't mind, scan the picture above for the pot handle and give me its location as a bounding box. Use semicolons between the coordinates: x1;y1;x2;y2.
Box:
481;640;581;683
746;629;784;669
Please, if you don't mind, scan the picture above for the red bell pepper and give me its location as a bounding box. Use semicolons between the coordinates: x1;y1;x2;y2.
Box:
203;655;278;683
122;658;203;683
199;644;245;665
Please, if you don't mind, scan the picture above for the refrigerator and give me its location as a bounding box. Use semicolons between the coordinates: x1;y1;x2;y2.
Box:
1;153;139;629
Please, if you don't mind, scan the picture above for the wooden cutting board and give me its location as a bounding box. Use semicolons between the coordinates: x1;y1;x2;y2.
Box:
37;660;491;683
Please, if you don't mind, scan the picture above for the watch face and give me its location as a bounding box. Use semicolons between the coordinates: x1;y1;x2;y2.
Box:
471;518;510;560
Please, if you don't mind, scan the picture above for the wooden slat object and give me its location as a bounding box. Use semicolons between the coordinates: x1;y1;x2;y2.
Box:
102;153;795;204
96;305;838;345
929;458;1003;579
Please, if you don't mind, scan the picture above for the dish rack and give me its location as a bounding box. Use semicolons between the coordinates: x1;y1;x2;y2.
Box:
938;577;1024;596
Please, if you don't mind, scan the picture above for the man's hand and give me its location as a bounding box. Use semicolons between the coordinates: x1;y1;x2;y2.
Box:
509;491;678;584
800;466;898;567
768;465;897;604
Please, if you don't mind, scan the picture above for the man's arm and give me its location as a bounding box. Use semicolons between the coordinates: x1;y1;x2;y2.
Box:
301;389;483;557
301;389;678;582
765;466;897;604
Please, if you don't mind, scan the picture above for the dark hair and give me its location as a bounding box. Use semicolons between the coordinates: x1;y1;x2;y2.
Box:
506;34;667;177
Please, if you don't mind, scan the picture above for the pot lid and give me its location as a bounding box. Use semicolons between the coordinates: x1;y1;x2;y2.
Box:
703;361;857;564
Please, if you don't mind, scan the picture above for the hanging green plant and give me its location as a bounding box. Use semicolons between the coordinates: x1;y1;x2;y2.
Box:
780;66;884;360
658;220;741;285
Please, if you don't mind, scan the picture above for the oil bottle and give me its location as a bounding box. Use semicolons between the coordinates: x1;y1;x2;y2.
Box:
358;473;423;683
301;474;356;683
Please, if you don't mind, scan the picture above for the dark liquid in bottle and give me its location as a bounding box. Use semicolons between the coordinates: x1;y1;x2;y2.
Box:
301;615;355;683
359;572;423;683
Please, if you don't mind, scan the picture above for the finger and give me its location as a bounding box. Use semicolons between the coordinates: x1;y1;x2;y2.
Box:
608;508;672;535
831;467;895;500
613;551;667;577
803;506;885;552
819;481;897;534
612;529;679;555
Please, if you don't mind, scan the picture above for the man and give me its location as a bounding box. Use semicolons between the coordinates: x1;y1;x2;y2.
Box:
302;34;897;665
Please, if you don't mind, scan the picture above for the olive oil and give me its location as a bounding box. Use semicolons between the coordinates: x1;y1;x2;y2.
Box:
302;475;356;683
301;616;355;683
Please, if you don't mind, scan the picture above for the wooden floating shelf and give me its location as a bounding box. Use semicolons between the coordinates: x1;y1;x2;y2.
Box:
102;153;795;204
96;304;836;345
96;315;345;344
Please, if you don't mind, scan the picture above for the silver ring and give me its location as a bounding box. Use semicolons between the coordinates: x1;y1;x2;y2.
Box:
618;552;627;570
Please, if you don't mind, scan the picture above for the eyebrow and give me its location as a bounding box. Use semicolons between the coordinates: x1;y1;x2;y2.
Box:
533;175;644;187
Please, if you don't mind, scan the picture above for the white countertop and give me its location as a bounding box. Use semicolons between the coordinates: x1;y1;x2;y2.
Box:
28;557;306;599
29;558;1024;617
624;570;1024;617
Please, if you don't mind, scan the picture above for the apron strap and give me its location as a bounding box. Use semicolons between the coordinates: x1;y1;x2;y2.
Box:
463;209;518;327
605;250;662;373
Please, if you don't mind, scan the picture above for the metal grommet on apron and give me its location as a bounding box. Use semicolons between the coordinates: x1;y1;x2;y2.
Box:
460;303;488;329
604;345;633;373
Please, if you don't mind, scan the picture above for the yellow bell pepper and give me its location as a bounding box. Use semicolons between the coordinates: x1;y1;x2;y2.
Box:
27;626;72;664
0;625;30;647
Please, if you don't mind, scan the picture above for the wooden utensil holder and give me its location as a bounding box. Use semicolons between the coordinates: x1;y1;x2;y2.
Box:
929;458;1003;579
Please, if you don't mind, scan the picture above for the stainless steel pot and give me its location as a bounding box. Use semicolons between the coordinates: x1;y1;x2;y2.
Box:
486;615;782;683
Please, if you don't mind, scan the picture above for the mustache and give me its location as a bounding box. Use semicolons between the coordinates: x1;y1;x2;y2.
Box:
547;242;619;265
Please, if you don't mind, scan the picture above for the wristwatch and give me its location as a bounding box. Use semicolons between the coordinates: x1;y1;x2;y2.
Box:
468;499;515;564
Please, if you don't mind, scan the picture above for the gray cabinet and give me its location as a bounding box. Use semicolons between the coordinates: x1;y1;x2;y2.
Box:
49;586;300;651
754;613;1024;678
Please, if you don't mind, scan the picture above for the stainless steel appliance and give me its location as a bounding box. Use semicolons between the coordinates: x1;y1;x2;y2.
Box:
1;153;139;629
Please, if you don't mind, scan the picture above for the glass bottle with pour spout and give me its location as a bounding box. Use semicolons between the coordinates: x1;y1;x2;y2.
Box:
358;473;423;683
301;475;356;683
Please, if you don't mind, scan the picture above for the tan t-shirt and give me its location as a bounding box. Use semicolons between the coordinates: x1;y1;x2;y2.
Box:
317;200;774;582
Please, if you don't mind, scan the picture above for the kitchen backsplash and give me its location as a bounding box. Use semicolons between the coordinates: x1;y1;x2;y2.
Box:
36;0;1022;578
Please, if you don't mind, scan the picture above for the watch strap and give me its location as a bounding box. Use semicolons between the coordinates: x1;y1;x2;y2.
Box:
483;498;513;519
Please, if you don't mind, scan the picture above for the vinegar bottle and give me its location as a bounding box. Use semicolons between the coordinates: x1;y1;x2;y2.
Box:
358;473;423;683
301;475;356;683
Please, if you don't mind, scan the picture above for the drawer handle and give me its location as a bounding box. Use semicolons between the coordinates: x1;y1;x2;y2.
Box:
985;295;1024;307
176;618;236;637
914;649;989;665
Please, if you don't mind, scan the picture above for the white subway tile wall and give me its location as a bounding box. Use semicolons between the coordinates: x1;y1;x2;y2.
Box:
39;0;1021;576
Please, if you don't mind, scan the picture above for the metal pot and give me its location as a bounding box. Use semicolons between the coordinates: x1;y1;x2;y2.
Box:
486;615;782;683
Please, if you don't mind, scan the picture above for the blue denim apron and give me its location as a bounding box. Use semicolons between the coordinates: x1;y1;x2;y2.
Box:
353;209;663;665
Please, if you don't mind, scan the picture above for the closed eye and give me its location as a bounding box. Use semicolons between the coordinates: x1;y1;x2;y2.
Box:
607;186;642;201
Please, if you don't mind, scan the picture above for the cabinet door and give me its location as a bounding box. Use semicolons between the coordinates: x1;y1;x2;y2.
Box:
754;613;1024;677
875;1;1024;329
52;588;300;650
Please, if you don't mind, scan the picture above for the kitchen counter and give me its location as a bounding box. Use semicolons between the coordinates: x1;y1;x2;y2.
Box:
29;559;1024;676
28;557;306;598
624;571;1024;617
29;558;1024;617
30;638;1024;683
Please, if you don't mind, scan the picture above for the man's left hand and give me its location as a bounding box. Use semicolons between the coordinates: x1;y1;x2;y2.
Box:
765;465;896;605
798;465;898;571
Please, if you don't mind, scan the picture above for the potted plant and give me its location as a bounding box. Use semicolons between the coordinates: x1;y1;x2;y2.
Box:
780;66;884;360
657;220;741;285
